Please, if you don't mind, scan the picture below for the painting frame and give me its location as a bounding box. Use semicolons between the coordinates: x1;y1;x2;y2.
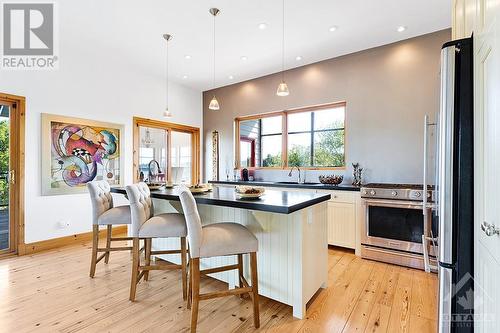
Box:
41;113;124;196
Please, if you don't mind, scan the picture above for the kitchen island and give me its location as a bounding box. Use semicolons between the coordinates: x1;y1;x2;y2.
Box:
111;186;330;318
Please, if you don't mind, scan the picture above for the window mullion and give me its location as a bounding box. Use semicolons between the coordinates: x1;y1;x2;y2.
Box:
310;112;314;166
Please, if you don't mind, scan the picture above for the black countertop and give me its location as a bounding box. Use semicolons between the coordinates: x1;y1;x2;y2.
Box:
209;180;361;192
111;186;331;214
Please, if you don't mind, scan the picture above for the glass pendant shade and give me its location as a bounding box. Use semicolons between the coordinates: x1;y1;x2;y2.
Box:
163;108;172;118
209;96;220;110
276;81;289;96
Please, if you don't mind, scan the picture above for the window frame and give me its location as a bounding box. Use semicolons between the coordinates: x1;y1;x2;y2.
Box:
234;101;346;170
133;117;200;184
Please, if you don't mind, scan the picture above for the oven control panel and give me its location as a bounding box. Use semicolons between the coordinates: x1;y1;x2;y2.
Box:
361;184;435;202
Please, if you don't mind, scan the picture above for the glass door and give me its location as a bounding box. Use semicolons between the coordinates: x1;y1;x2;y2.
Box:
0;102;11;252
137;126;167;184
170;130;192;185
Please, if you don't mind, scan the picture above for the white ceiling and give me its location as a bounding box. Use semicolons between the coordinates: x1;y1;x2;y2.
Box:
64;0;451;92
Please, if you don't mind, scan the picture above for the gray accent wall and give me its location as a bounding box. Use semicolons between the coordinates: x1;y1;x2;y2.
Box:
203;29;450;184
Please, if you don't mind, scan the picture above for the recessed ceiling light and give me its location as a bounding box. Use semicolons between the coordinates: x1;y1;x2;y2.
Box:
258;23;267;30
329;26;338;32
182;75;188;79
295;56;302;61
228;75;234;80
184;55;191;60
397;26;407;32
240;56;248;61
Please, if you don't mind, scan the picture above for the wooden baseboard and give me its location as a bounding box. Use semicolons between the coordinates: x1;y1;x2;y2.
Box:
18;225;128;256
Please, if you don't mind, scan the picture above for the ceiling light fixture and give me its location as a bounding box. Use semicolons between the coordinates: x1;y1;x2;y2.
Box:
209;8;221;111
228;75;234;80
276;0;289;97
163;34;173;118
329;25;338;32
258;23;267;30
295;56;302;61
182;75;188;79
184;54;191;60
240;56;248;61
397;26;407;32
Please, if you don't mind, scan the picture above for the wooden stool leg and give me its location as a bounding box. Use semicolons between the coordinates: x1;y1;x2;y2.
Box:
104;225;112;264
237;254;244;298
144;238;152;281
180;237;188;301
250;252;260;328
187;256;192;309
129;238;140;301
190;258;200;333
89;225;99;278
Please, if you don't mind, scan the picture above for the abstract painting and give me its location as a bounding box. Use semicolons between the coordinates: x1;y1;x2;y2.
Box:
41;114;124;195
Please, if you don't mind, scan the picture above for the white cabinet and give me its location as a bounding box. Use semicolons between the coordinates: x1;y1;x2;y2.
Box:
317;190;359;250
327;201;356;248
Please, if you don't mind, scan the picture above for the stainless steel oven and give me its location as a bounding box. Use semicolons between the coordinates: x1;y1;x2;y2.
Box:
360;183;437;270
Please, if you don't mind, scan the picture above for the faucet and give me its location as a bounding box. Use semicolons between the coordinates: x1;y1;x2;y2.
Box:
288;166;302;183
148;159;161;183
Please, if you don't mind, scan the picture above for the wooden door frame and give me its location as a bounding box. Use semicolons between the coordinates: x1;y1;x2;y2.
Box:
0;93;25;256
132;117;200;185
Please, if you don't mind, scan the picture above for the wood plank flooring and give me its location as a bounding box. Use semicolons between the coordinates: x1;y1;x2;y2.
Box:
0;239;438;332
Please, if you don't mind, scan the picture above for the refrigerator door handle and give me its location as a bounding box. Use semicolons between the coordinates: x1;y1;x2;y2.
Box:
437;45;456;266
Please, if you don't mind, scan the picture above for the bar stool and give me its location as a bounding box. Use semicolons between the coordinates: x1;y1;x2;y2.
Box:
178;186;260;333
125;183;188;301
87;180;132;278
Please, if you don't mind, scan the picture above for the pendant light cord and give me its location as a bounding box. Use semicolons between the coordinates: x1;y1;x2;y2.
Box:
213;13;216;90
166;39;169;109
281;0;285;82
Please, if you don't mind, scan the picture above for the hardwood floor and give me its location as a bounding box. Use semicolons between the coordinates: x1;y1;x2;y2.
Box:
0;238;438;332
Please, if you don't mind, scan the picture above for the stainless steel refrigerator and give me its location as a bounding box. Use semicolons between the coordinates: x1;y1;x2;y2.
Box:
431;37;474;333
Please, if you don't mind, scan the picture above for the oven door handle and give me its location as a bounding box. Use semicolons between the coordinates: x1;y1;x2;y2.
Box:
363;199;424;210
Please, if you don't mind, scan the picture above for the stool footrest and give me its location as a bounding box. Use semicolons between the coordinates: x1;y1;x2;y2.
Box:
96;252;107;264
140;264;181;270
199;287;253;300
97;247;133;252
201;264;239;275
151;249;182;255
110;237;134;241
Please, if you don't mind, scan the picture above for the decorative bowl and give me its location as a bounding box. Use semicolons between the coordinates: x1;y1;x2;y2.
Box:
318;175;344;186
147;183;164;190
235;186;265;199
189;184;211;193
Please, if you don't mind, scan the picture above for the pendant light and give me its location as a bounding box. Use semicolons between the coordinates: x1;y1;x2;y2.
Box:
276;0;289;96
209;8;220;110
163;33;173;118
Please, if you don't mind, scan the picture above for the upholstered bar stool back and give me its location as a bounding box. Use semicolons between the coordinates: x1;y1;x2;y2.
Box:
87;180;132;278
125;183;188;302
124;182;154;238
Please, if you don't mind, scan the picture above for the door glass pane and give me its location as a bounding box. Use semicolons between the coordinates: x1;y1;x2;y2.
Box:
0;104;9;251
138;127;166;184
171;131;192;185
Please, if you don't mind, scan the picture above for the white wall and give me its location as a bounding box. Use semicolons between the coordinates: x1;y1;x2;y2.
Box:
0;21;202;243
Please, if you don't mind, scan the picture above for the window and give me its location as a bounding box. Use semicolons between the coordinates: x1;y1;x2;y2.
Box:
236;102;345;169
